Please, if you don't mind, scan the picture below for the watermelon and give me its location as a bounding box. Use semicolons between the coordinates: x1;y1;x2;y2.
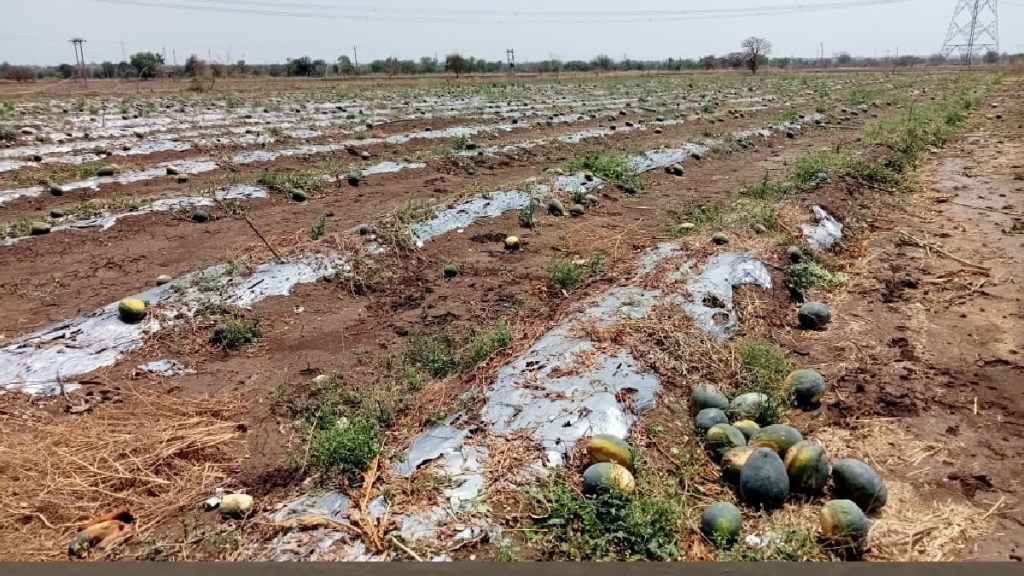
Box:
798;302;832;329
582;462;635;496
548;199;565;216
117;298;147;323
695;408;729;434
443;263;459;278
705;424;747;462
730;392;769;419
721;446;757;485
569;204;586;217
786;369;828;408
784;440;831;494
711;232;729;246
820;499;869;551
690;383;730;415
700;502;743;547
584;434;635;473
749;424;804;456
832;458;887;512
732;420;760;440
739;447;790;510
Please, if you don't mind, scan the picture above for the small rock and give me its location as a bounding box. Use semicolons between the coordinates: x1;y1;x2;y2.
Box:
360;150;371;160
356;223;373;235
666;164;684;177
751;222;768;234
191;210;211;223
96;165;118;177
711;232;729;245
291;189;308;202
156;274;173;285
31;154;43;162
346;173;361;187
48;182;65;196
50;208;65;219
166;165;181;176
443;263;459;278
30;222;52;235
504;235;521;251
786;246;805;263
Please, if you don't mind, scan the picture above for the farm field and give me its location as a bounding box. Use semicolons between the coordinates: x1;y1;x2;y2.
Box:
0;70;1020;562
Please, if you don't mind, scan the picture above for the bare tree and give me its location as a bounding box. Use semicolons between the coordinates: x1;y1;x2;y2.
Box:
740;37;772;74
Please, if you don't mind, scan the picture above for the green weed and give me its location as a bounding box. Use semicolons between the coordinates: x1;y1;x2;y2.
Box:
211;316;262;349
522;470;680;561
464;323;512;367
566;152;645;193
547;256;602;293
408;333;459;378
784;262;847;292
309;417;381;484
718;527;823;561
311;213;327;240
736;338;792;425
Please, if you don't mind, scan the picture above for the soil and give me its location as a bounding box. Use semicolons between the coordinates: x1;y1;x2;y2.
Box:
3;72;1020;562
785;81;1024;560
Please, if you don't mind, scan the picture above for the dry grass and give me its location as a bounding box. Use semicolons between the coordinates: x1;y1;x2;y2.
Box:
0;388;248;560
816;419;1003;561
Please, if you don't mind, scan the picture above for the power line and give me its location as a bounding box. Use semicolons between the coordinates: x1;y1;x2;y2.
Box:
81;0;925;24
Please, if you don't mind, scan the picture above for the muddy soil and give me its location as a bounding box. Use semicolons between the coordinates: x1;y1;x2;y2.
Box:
787;81;1024;560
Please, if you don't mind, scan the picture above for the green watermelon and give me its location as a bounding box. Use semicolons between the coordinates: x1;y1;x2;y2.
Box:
700;502;742;548
832;458;887;512
739;447;790;510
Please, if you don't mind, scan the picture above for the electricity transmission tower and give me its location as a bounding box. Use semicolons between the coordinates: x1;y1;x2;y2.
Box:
506;48;516;76
940;0;999;65
69;37;87;83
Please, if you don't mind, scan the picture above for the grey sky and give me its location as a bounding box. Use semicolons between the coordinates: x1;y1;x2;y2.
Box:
2;0;1022;66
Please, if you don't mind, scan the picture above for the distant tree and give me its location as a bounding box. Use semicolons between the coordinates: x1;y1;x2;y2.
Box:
562;60;591;72
699;55;717;70
98;61;117;78
418;56;439;74
983;50;999;64
130;51;164;79
928;53;948;66
591;54;614;72
210;63;226;78
313;59;328;76
836;52;853;66
183;54;207;78
8;66;34;82
445;53;468;77
235;60;247;75
338;55;355;75
57;63;75;79
740;36;772;74
285;56;316;77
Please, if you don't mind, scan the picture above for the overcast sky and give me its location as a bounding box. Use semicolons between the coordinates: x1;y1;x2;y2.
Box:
1;0;1022;66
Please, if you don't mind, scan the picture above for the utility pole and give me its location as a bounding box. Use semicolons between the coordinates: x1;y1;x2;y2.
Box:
69;38;87;84
353;46;359;73
121;39;127;62
941;0;1000;66
506;48;515;76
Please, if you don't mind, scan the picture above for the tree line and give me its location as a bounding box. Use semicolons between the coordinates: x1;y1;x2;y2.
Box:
1;40;1014;83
